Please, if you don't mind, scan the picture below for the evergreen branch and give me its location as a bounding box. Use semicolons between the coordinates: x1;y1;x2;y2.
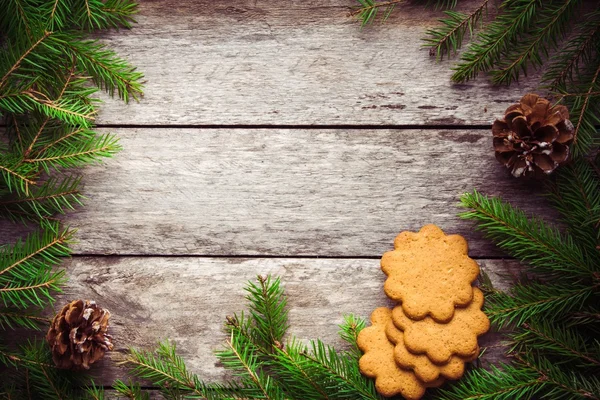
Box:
50;33;144;102
485;281;594;329
126;343;241;399
434;362;544;400
84;382;104;400
572;62;600;152
423;1;488;60
516;353;600;399
0;225;71;309
338;314;366;360
245;275;289;352
351;0;404;26
0;310;49;330
0;157;37;195
12;0;34;40
0;225;71;277
24;60;77;157
299;340;383;399
543;12;600;90
460;190;594;277
271;340;331;400
75;0;139;30
125;346;200;394
24;133;121;172
24;118;51;159
24;89;96;127
34;127;86;156
548;159;600;260
47;0;66;30
452;0;540;83
0;31;52;89
0;176;83;221
490;0;581;85
513;320;600;367
112;380;150;400
1;341;82;400
222;332;282;400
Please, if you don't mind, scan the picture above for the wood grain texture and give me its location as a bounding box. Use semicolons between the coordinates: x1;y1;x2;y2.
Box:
30;127;553;257
95;0;537;125
55;256;518;385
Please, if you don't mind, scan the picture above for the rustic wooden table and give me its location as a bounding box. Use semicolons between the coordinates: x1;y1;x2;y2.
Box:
41;0;555;393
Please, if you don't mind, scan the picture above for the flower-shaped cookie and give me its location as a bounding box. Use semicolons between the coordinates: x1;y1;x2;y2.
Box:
381;224;479;323
392;288;490;364
357;307;443;399
385;320;475;383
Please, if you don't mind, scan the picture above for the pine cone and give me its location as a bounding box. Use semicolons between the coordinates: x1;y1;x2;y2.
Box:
492;93;574;178
46;300;113;370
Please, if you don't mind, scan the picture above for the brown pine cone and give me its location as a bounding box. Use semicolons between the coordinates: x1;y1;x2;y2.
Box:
46;300;113;370
492;93;574;178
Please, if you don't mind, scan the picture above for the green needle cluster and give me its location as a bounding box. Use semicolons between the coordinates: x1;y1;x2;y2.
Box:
0;0;143;397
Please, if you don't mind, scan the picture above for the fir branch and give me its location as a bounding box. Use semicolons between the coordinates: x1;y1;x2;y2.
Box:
50;33;144;102
338;314;366;360
434;362;544;400
270;340;332;400
0;31;52;90
0;176;84;222
298;340;383;399
423;1;488;60
490;0;581;85
571;62;600;154
25;89;97;127
513;319;600;368
484;281;594;329
517;353;600;399
112;380;150;400
451;0;540;83
24;132;121;172
44;0;71;31
221;331;285;399
84;382;104;400
542;11;600;91
0;224;72;309
1;341;83;400
460;190;595;278
74;0;139;30
0;309;49;330
548;159;600;260
245;275;289;353
351;0;404;26
126;345;200;394
0;156;37;195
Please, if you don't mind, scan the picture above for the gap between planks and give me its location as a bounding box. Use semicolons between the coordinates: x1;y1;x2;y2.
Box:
93;124;493;130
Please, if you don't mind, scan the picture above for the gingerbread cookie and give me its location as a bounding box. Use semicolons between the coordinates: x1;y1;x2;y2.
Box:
392;288;489;364
385;320;474;383
357;307;443;399
381;224;480;323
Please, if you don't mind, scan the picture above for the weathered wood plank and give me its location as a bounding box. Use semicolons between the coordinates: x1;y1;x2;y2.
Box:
96;0;536;125
24;127;553;257
54;256;518;385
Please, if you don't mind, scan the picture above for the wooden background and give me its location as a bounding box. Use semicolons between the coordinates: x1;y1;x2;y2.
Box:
17;0;556;395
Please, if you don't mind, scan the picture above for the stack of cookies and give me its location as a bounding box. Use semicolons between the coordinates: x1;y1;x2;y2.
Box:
357;224;490;399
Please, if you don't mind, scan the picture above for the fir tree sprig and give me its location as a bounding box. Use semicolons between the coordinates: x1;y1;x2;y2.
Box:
0;0;143;395
0;223;71;309
489;0;581;85
122;275;383;400
351;0;404;26
423;1;488;60
450;182;600;398
459;190;595;278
